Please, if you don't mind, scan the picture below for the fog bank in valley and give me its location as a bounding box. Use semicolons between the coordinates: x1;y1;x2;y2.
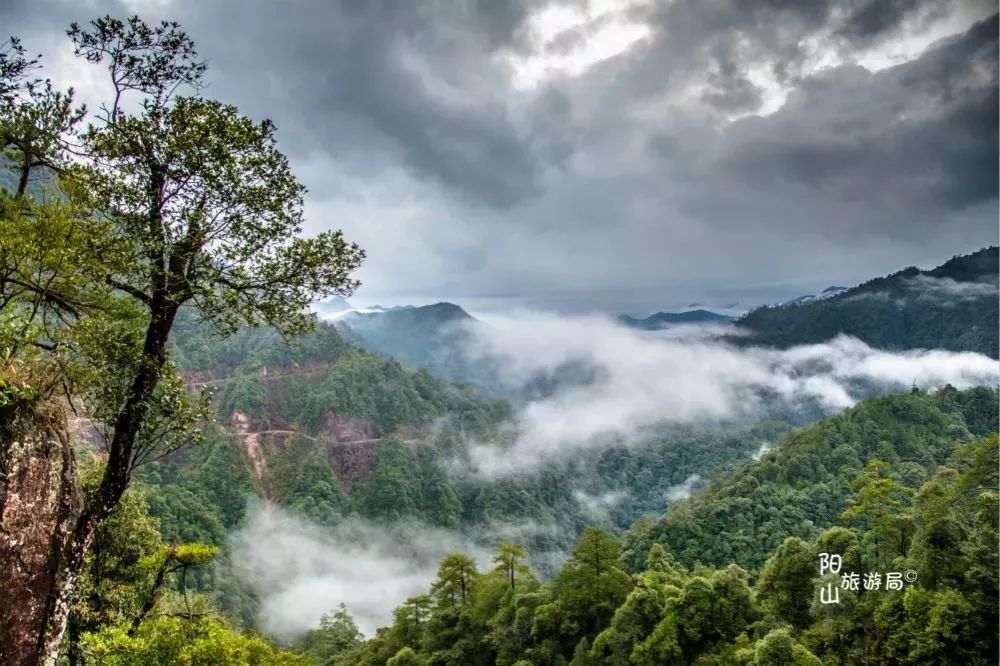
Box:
459;312;999;476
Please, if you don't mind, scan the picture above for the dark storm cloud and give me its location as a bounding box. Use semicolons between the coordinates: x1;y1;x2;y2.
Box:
719;15;998;215
837;0;932;41
1;0;549;208
4;0;998;311
181;1;549;209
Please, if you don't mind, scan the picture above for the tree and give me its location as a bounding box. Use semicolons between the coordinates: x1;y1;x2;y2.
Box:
295;604;363;666
752;628;821;665
431;554;478;609
128;542;219;635
589;580;666;665
755;537;815;629
840;460;913;568
551;527;632;639
424;552;488;665
0;15;363;664
388;595;432;650
386;646;424;666
1;79;85;198
493;541;527;591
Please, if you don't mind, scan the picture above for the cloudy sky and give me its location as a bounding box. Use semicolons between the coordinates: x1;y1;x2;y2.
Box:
5;0;998;313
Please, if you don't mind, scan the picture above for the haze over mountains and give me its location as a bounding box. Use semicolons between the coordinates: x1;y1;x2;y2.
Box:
146;245;1000;648
325;248;1000;393
615;309;732;330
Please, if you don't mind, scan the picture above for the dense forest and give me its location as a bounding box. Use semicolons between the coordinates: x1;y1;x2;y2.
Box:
735;248;999;358
284;387;998;665
71;388;999;664
136;310;800;630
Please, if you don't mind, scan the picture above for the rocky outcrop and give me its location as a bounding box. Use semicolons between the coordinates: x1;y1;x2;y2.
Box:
320;411;382;442
319;411;382;492
0;399;82;666
326;440;378;493
227;408;384;495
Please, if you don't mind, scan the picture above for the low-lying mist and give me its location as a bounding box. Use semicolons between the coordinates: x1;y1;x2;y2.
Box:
234;310;997;641
457;311;999;476
231;503;567;640
231;504;481;638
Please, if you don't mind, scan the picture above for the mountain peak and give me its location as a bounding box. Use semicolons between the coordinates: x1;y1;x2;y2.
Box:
618;309;732;330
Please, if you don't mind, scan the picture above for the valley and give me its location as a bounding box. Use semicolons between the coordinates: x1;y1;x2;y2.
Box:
1;7;997;663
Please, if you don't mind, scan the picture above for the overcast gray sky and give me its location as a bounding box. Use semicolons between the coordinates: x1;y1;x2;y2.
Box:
4;0;998;314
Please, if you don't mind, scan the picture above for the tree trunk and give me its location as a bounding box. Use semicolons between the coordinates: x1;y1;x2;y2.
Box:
15;146;31;199
2;301;179;665
35;301;179;664
37;515;98;666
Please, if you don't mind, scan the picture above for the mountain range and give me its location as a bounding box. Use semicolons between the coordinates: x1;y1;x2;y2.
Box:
327;248;999;395
615;308;732;330
140;246;999;660
735;247;999;357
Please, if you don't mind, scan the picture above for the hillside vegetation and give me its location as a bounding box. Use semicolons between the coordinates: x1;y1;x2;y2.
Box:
736;247;999;357
293;387;999;665
143;314;798;620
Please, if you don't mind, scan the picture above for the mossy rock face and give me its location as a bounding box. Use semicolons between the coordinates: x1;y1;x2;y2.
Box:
0;371;41;450
0;386;60;480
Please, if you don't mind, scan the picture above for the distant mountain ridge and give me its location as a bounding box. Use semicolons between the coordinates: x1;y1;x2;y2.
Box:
778;285;848;308
735;246;1000;358
616;308;732;330
333;302;498;390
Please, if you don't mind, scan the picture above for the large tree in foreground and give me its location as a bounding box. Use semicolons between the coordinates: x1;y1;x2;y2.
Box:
0;15;363;665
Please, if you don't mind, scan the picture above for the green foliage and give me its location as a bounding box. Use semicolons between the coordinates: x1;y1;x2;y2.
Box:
735;247;999;358
325;393;997;666
80;616;308;665
750;629;821;665
755;538;816;629
431;553;479;609
354;437;423;522
549;527;632;642
635;388;998;571
294;604;363;666
70;464;166;655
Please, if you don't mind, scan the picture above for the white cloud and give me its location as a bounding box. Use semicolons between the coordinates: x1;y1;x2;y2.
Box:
504;0;654;90
230;503;570;639
752;441;773;460
904;274;999;302
231;504;494;638
665;474;702;502
573;488;630;521
458;312;999;476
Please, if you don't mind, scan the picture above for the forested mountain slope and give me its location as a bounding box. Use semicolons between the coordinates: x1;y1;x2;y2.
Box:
152;314;791;608
332;302;501;391
622;385;998;571
736;247;999;357
301;386;999;666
